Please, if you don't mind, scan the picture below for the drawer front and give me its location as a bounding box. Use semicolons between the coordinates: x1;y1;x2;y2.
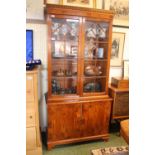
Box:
26;147;42;155
113;92;129;116
26;111;35;127
26;127;36;150
26;75;34;102
26;102;35;113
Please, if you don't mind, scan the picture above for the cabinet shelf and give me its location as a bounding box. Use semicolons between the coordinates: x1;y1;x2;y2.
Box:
52;57;77;60
52;76;77;78
84;58;108;61
85;40;109;44
51;38;79;42
83;76;106;78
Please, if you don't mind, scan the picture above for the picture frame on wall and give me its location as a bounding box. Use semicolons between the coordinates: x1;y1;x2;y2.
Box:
45;0;62;4
62;0;96;8
103;0;129;27
110;32;125;67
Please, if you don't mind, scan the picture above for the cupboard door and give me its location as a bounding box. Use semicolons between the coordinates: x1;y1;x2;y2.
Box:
82;20;110;95
81;100;111;137
50;16;81;96
48;103;81;141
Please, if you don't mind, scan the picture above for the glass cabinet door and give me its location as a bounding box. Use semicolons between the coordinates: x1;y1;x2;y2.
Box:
83;20;109;94
51;17;80;95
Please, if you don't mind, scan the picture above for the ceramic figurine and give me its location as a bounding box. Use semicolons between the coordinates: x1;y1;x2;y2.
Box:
86;28;96;38
84;82;101;92
97;28;106;39
85;65;102;76
70;23;77;37
52;79;60;94
56;69;64;76
61;24;68;36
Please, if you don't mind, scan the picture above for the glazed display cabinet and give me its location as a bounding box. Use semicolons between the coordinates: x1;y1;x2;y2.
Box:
46;4;114;149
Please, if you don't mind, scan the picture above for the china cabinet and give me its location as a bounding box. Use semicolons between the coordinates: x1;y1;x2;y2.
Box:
45;4;114;149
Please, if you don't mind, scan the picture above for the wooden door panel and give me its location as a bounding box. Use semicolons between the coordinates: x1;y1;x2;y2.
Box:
81;100;111;137
48;103;81;141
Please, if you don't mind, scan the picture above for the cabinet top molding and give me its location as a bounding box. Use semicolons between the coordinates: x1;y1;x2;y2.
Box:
45;4;114;19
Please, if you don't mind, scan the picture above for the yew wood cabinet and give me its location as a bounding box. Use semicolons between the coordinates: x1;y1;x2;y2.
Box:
45;4;114;149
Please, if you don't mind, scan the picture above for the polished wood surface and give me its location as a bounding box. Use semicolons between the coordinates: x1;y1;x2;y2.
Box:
120;119;129;144
109;85;129;120
26;68;42;155
47;99;112;149
111;77;129;89
46;5;114;149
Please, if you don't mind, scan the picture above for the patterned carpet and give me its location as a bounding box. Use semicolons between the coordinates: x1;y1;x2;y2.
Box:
42;133;128;155
91;146;129;155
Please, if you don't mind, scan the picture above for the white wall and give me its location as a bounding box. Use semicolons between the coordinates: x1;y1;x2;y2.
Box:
26;0;44;20
26;0;129;131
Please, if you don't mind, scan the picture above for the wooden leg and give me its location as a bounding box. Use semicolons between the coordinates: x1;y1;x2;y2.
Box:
47;143;55;150
102;137;109;142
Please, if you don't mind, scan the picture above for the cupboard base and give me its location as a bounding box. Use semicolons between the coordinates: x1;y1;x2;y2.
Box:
47;134;109;150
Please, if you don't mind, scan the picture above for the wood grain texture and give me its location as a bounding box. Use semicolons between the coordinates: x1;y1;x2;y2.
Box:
26;68;42;155
46;5;114;149
48;103;81;141
47;99;112;149
109;86;129;120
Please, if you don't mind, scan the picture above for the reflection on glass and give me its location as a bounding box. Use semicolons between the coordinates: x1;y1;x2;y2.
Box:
51;18;79;95
83;21;109;93
84;65;102;76
52;19;79;41
85;22;108;41
83;80;102;93
52;78;77;95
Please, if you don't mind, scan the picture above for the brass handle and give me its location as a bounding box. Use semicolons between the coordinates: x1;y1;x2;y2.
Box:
29;115;32;119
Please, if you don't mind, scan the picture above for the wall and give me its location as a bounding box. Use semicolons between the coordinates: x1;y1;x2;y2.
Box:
26;0;129;131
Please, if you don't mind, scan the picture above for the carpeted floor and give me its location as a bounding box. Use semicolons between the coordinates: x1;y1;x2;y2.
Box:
43;132;128;155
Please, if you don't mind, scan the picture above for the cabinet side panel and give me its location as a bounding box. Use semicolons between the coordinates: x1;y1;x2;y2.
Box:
113;92;129;117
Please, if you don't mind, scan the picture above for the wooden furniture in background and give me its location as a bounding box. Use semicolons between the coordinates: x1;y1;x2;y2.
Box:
111;77;129;89
46;4;114;149
120;119;129;144
26;68;42;155
109;81;129;120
